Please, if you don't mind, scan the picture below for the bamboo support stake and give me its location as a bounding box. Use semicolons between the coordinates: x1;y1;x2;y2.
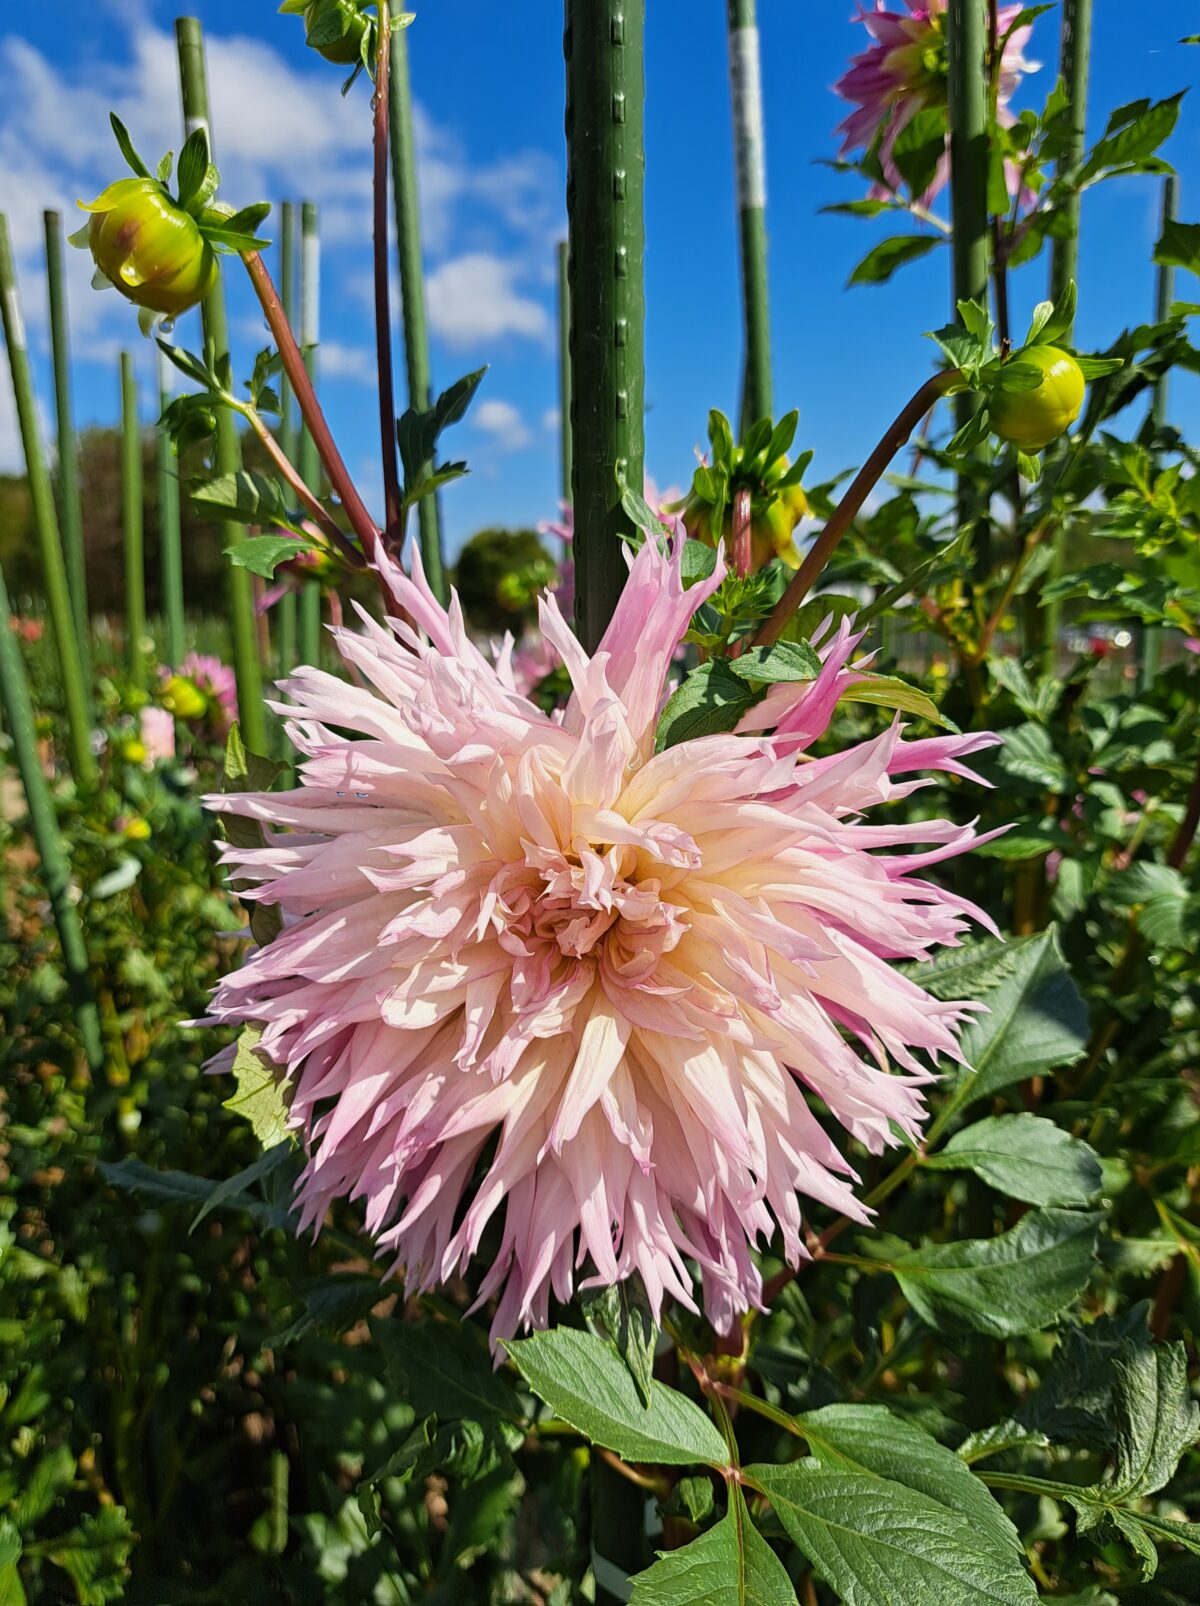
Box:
44;211;91;665
564;0;646;657
176;17;268;754
298;201;323;667
0;214;96;789
0;561;103;1071
557;239;573;503
946;0;990;570
120;353;147;690
156;347;186;668
726;0;772;432
277;200;298;682
389;22;447;599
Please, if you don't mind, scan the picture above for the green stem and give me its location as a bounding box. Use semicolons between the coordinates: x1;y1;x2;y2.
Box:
0;564;103;1070
557;239;573;503
0;213;96;789
565;0;646;656
120;353;147;691
946;0;991;573
43;210;91;667
1140;173;1177;692
298;201;323;668
373;1;402;538
726;0;772;431
175;16;268;756
389;22;447;600
276;201;299;698
156;347;185;667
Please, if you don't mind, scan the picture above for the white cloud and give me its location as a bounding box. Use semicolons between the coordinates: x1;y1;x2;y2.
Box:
425;253;550;347
541;407;561;432
319;341;375;384
473;399;532;451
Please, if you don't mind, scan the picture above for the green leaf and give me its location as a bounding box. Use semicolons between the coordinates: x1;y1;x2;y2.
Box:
838;674;948;726
726;640;822;686
1106;1339;1200;1500
0;1519;24;1606
222;1027;292;1150
506;1327;729;1467
1034;279;1078;346
848;233;944;286
191;469;291;526
1074;355;1125;378
190;1138;293;1231
925;1114;1103;1206
747;1462;1038;1606
221;724;287;947
1017;450;1043;483
890;105;949;200
109;113;152;180
175;126;211;212
201;226;271;253
155;338;218;391
269;1272;387;1347
654;660;763;752
795;1404;1022;1564
220;201;272;237
377;1317;524;1424
892;1208;1101;1338
580;1278;657;1408
1081;94;1184;182
224;533;307;579
1154;218;1200;276
43;1507;134;1606
630;1489;794;1604
96;1158;290;1228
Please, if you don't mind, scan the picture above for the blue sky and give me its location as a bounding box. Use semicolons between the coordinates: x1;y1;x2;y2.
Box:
1;1;1197;560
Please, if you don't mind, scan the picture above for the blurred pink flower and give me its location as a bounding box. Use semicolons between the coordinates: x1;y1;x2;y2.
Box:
180;652;238;736
8;614;44;643
204;535;997;1343
139;705;176;764
834;0;1035;206
1184;638;1200;656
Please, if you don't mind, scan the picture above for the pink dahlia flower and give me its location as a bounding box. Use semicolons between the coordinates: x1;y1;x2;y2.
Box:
834;0;1035;206
204;534;998;1343
139;705;176;764
180;652;238;736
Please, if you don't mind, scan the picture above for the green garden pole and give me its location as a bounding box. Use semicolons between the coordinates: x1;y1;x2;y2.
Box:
557;239;573;504
277;201;298;681
1047;0;1092;319
564;0;646;658
0;215;96;790
176;17;268;755
945;0;990;573
156;345;185;667
564;4;647;1592
389;24;447;601
298;201;323;668
1140;173;1178;691
726;0;772;433
121;353;147;690
0;561;103;1071
1040;0;1093;677
44;211;91;664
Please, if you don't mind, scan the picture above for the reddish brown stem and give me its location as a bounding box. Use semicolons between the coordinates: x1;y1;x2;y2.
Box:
732;487;752;579
241;252;386;580
373;2;403;538
243;407;364;565
753;370;961;647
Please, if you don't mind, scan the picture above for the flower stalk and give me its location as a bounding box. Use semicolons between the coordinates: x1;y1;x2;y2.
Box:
175;16;269;755
156;346;186;668
726;0;773;432
0;213;97;789
373;0;402;539
754;369;960;647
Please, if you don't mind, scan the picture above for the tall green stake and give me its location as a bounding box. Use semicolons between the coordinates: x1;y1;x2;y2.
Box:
121;353;147;689
945;0;990;568
0;214;96;790
557;239;573;504
564;0;646;657
726;0;772;432
0;563;103;1071
1140;173;1178;691
175;17;268;755
564;4;647;1593
1039;0;1093;676
389;24;447;600
157;346;185;667
277;200;298;683
298;201;323;669
44;211;91;664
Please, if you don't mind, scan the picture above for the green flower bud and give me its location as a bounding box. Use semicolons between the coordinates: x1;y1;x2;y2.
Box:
302;0;369;64
162;675;208;722
80;178;217;316
990;345;1085;451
